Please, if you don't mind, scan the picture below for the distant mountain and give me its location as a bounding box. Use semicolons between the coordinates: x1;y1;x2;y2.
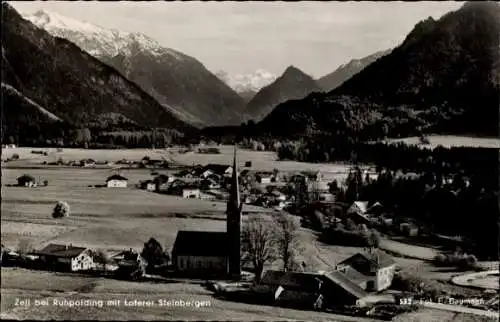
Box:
259;2;500;138
23;9;246;127
317;49;392;92
245;66;323;122
2;3;191;143
215;69;277;98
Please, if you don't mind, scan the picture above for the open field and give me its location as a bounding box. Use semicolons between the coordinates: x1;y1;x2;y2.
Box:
388;135;500;149
2;146;363;182
452;271;500;290
1;167;272;251
1;268;381;321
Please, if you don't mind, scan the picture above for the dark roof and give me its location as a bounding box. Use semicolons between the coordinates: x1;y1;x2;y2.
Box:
260;270;324;293
276;289;322;306
182;184;200;190
172;231;229;257
17;174;35;182
337;250;395;273
341;267;372;285
239;169;250;177
322;271;368;299
204;164;231;175
106;174;128;182
34;244;87;258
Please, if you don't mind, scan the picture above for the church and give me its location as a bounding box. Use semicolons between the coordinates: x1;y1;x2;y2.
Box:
171;146;242;279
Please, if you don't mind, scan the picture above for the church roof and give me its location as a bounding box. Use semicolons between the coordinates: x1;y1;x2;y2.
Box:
172;231;229;257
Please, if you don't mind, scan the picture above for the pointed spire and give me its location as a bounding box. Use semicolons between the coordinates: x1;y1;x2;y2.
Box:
230;144;240;209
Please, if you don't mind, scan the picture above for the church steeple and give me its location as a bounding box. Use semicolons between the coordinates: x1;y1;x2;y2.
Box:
227;144;242;279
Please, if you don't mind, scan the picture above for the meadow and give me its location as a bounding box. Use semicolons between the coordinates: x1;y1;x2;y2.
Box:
1;268;382;321
387;135;500;149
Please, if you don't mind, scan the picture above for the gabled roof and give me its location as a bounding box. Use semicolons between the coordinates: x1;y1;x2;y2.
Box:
260;270;324;293
17;174;36;182
322;271;368;299
275;289;322;306
172;231;229;257
341;267;372;285
34;244;87;258
204;164;232;175
349;201;369;214
106;174;128;182
337;250;395;274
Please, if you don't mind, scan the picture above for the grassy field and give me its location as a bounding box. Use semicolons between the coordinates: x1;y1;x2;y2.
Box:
1;268;381;321
388;135;500;149
1;167;273;251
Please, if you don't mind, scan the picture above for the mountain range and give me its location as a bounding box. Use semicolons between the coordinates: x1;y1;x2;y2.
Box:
23;9;246;127
317;49;392;92
1;3;192;144
259;1;500;138
215;69;277;103
244;66;323;122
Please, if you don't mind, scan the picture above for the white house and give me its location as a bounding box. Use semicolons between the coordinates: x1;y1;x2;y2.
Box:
34;244;96;272
106;174;128;188
182;187;201;199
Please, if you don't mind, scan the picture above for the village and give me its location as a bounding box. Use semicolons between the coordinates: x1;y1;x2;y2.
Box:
2;147;498;321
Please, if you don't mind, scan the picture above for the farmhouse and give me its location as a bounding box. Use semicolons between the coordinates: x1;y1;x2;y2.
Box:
33;244;95;272
335;249;396;292
256;172;273;184
153;174;175;192
17;174;37;187
140;180;156;191
181;186;201;199
256;270;369;309
203;164;233;178
112;250;147;279
255;270;325;310
172;231;229;277
106;174;128;188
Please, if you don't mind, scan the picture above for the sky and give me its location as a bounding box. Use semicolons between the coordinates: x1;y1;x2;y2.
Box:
10;1;463;78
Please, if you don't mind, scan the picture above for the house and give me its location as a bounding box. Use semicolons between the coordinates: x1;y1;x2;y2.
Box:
33;244;95;272
256;270;325;310
347;201;369;215
203;164;233;177
400;223;419;237
17;174;37;187
182;186;201;199
302;171;324;182
140;180;156;191
113;250;147;280
153;174;174;192
106;174;128;188
257;270;369;309
256;172;273;184
80;158;96;167
172;231;229;277
200;178;220;190
335;249;396;292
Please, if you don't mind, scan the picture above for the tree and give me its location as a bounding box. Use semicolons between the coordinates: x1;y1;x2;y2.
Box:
241;215;278;282
273;213;303;272
52;201;70;218
141;237;168;273
92;249;110;271
17;239;34;257
366;229;381;248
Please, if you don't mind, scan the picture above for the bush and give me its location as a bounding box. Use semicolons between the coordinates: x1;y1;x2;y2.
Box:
52;201;70;218
11;153;19;160
43;180;49;186
433;252;478;270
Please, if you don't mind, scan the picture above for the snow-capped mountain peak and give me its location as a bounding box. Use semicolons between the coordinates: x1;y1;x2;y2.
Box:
30;9;109;34
22;9;184;60
216;69;277;93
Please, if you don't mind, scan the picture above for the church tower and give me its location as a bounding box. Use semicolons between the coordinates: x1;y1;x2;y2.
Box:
227;145;242;279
